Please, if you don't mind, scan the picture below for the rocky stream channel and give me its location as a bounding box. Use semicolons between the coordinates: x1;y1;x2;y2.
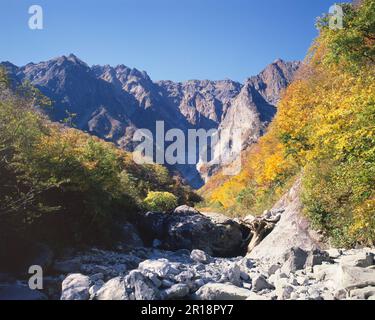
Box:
1;202;374;301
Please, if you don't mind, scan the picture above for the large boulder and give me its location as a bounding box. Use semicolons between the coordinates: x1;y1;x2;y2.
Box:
127;270;161;300
280;247;308;274
305;249;333;268
349;287;375;300
190;249;211;264
95;277;128;300
338;266;375;290
252;275;274;292
194;283;251;300
60;273;91;300
339;251;374;268
138;259;176;278
248;179;323;264
137;206;246;257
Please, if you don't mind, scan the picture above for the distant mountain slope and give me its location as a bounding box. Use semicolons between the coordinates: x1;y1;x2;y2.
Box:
1;56;300;188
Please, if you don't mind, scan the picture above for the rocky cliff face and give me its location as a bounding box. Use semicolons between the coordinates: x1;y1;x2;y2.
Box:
1;55;300;188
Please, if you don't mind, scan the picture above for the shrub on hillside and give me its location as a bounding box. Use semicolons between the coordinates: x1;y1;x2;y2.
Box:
143;191;178;212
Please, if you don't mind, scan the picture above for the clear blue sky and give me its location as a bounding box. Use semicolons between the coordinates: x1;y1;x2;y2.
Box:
1;0;344;82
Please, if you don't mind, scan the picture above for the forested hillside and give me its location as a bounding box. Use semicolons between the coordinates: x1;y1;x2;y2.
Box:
0;72;198;260
201;0;375;247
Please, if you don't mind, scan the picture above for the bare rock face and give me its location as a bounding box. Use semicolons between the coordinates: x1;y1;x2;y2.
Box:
247;59;301;107
157;79;242;129
1;57;300;188
248;178;323;265
136;206;248;257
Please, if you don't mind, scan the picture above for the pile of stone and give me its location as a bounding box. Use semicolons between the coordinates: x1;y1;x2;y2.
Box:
59;246;375;300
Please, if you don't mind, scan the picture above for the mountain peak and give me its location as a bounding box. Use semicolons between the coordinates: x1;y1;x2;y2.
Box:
1;55;300;187
273;58;285;64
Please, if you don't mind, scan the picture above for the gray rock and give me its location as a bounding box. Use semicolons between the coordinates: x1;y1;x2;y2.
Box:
334;289;348;300
175;270;195;284
240;271;250;281
321;291;335;300
220;264;242;287
61;274;91;300
164;284;190;300
276;285;294;300
249;179;322;264
339;265;375;290
296;275;309;286
252;275;274;292
194;279;205;288
243;282;252;290
307;288;322;300
349;286;375;300
245;292;269;300
241;257;254;269
268;264;281;276
288;276;299;286
173;205;200;215
89;281;104;299
280;247;308;274
305;249;332;268
147;273;162;288
325;249;342;259
127;270;160;300
138;208;245;257
312;264;340;283
195;283;251;300
274;277;289;291
138;259;172;278
95;277;128;300
340;252;374;268
290;292;300;300
161;279;174;288
190;249;210;264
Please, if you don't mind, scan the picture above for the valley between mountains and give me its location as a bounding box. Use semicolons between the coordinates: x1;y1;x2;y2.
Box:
0;0;374;301
1;56;299;188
